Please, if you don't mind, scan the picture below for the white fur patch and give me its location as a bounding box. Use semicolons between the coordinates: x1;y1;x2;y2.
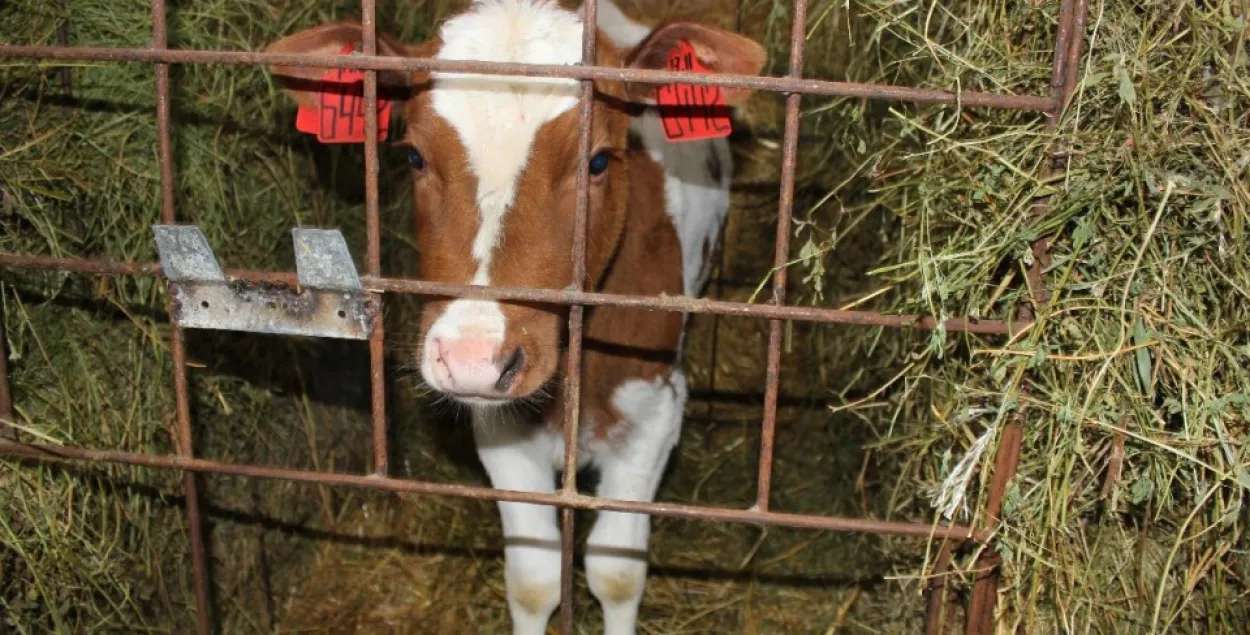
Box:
431;0;584;282
609;374;686;437
419;297;508;391
589;0;651;49
630;111;733;298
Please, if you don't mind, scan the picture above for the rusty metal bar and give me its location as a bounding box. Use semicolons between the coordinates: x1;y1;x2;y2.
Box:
0;45;1057;112
965;1;1089;633
170;324;214;635
965;550;1005;635
1061;3;1090;108
0;254;1028;336
557;0;600;630
150;1;212;633
0;439;986;541
755;0;810;513
153;17;176;221
1021;0;1088;315
360;0;389;478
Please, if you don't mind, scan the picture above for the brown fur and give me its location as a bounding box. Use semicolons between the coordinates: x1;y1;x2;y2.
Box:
406;39;637;400
562;145;685;441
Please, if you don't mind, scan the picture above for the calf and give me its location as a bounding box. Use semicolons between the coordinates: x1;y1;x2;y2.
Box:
265;1;763;632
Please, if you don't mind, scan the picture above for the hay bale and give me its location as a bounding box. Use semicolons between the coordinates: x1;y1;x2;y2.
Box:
781;0;1250;632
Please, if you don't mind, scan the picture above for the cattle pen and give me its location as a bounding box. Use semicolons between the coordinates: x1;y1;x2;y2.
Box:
2;0;1246;634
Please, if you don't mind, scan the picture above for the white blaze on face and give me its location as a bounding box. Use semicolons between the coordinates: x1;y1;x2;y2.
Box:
419;0;584;397
432;0;584;283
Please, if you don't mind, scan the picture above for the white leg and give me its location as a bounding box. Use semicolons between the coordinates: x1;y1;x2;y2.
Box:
585;373;686;635
473;411;562;635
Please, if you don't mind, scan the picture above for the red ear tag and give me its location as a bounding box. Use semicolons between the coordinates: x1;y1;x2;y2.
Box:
655;40;732;143
294;44;393;144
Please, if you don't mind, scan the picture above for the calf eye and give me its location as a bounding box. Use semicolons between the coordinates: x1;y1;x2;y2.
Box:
588;150;611;176
408;147;426;171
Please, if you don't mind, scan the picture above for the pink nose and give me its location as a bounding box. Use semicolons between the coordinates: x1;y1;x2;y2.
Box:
431;338;525;397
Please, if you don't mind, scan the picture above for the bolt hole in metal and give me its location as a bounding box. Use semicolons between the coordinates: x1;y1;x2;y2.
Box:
337;309;346;318
200;300;209;308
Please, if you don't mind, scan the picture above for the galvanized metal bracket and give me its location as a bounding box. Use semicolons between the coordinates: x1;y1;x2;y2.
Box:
152;225;377;340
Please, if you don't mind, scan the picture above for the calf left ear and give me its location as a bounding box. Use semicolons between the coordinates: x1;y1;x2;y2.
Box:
624;23;766;105
263;21;421;110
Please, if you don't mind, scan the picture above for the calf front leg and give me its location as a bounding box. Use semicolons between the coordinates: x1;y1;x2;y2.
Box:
474;414;562;635
585;373;686;635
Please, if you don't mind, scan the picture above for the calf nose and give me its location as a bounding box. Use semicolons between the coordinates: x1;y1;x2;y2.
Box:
431;338;525;397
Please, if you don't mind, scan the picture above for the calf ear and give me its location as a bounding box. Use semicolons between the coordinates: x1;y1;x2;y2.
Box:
624;23;766;105
264;21;420;109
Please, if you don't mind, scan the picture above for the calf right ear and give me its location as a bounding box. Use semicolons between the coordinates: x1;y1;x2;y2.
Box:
264;21;420;109
624;22;766;106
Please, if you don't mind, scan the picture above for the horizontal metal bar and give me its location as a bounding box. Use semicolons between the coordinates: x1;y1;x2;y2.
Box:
0;45;1057;112
0;254;1027;335
0;439;986;541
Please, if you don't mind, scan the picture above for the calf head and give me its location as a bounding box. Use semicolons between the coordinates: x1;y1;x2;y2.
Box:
266;0;764;408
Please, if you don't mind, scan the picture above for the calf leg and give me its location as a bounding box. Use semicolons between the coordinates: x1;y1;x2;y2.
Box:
585;373;686;635
474;414;561;635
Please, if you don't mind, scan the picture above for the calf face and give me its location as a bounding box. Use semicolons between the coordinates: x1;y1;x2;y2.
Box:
266;0;764;408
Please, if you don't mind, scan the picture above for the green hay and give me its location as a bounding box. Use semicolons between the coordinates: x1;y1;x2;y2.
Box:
779;0;1250;632
3;0;1248;633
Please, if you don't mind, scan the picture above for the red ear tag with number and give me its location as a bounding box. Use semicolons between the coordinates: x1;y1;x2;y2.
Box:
655;40;732;143
295;44;393;143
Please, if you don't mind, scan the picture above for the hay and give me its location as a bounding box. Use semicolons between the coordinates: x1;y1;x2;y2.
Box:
784;0;1250;631
3;0;1248;633
1;0;442;631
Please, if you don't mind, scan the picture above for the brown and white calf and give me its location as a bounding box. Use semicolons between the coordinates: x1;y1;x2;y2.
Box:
266;1;763;632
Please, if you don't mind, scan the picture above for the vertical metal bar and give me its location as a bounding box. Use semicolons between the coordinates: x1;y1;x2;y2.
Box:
171;337;212;635
360;0;389;477
755;0;810;512
1061;2;1090;108
1048;0;1077;108
151;2;211;632
965;1;1088;632
556;1;599;632
1022;0;1083;316
963;416;1022;635
153;5;177;221
964;550;1005;635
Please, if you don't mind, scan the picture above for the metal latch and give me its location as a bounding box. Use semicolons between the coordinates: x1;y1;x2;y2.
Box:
152;225;377;340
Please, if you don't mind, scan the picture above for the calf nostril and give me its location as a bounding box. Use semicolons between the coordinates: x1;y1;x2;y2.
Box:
495;347;526;393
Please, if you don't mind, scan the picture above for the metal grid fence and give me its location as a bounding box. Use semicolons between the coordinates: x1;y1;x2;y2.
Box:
0;0;1091;632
